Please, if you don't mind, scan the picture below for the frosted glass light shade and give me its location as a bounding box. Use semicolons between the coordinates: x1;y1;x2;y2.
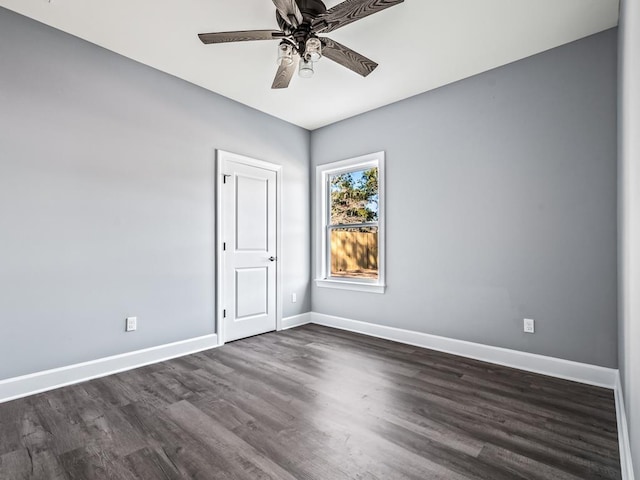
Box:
305;37;322;62
299;58;314;78
277;43;293;66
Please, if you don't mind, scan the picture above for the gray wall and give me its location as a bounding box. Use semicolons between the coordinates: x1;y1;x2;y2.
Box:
0;7;311;380
311;30;618;368
619;0;640;473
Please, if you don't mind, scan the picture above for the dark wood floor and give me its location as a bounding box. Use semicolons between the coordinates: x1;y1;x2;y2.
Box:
0;324;621;480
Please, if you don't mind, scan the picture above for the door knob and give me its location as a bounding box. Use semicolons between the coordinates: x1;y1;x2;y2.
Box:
268;256;277;262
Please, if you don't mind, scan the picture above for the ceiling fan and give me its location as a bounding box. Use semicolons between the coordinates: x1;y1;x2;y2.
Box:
198;0;405;89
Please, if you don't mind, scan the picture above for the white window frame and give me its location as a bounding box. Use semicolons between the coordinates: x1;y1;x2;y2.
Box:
315;152;386;294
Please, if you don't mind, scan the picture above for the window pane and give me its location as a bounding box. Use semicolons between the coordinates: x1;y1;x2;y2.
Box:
330;227;378;279
329;168;378;225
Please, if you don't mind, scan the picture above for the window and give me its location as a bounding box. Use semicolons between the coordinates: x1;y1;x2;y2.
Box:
316;152;385;293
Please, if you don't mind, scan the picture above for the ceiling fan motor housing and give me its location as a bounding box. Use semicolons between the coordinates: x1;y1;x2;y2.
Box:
297;0;327;21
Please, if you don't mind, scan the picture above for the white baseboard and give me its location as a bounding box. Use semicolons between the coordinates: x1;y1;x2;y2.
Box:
281;312;312;330
0;334;219;404
615;373;636;480
310;312;618;389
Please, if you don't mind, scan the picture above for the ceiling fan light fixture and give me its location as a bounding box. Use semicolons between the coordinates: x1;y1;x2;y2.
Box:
299;58;314;78
305;37;322;62
277;42;294;66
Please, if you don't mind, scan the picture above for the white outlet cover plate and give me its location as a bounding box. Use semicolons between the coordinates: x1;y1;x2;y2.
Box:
126;316;137;332
524;318;535;333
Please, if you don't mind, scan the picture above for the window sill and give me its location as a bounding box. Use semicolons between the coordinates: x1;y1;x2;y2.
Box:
315;279;386;294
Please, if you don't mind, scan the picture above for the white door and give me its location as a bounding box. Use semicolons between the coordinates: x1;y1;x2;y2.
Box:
220;155;278;342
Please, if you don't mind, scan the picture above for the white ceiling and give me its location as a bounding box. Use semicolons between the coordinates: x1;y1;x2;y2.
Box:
0;0;619;130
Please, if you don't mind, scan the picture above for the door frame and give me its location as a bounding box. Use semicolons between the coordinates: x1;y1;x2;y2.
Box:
215;150;283;346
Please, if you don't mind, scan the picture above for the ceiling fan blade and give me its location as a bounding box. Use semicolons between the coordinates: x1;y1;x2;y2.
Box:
272;55;300;89
321;38;378;77
313;0;404;33
272;0;304;27
198;30;282;44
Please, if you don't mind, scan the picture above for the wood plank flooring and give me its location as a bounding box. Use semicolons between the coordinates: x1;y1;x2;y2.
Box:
0;324;621;479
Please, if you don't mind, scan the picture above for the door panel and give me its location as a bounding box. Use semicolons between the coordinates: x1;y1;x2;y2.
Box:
236;175;269;251
235;267;268;319
221;158;277;342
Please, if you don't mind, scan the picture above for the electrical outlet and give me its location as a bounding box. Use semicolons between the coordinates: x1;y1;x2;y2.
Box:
523;318;535;334
126;316;137;332
291;293;297;303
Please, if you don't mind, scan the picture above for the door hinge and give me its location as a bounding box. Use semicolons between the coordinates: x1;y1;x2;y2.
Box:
223;309;227;318
222;174;231;184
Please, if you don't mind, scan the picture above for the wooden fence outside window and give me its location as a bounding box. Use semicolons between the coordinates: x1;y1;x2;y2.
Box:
330;230;378;279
